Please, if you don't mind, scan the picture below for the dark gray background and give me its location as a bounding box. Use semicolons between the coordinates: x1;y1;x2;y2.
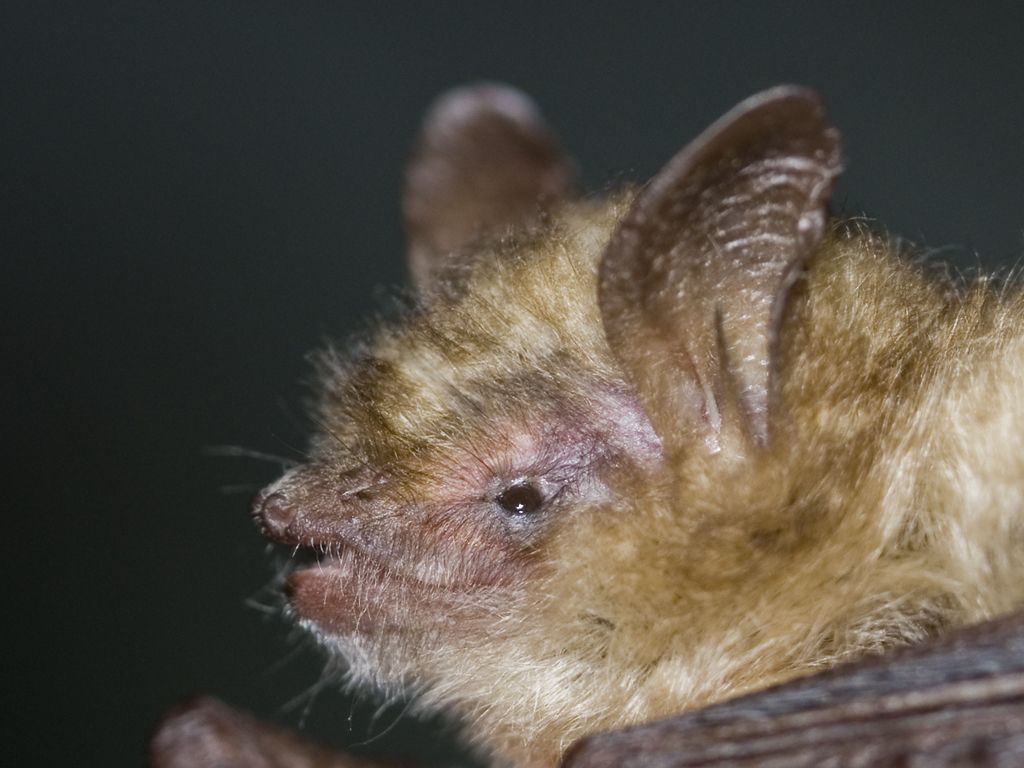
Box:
5;2;1024;766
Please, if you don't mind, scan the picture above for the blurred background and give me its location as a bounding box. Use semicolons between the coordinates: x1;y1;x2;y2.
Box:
5;2;1024;765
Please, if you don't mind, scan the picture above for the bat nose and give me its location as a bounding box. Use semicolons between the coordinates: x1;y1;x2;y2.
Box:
251;463;385;547
252;486;299;543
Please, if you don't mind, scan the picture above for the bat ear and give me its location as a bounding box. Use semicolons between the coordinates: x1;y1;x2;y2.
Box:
403;83;576;292
599;86;842;455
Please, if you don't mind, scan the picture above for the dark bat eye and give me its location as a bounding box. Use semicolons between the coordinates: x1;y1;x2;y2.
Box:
496;481;545;516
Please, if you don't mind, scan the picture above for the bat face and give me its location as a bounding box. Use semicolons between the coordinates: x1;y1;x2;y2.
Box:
254;195;664;677
251;84;1024;765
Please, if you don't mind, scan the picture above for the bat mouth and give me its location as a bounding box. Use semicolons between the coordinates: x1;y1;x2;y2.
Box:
251;478;437;632
279;542;469;637
252;474;518;636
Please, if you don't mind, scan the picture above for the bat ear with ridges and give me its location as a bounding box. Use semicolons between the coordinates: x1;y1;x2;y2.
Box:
403;82;576;293
599;86;842;455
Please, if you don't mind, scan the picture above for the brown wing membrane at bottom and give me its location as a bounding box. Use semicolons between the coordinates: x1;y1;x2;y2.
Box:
563;611;1024;767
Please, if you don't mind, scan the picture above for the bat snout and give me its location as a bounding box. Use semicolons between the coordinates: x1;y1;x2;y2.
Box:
252;486;299;544
251;465;321;546
251;463;393;550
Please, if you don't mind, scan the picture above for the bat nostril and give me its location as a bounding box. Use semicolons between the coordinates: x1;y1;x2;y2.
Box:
254;490;298;542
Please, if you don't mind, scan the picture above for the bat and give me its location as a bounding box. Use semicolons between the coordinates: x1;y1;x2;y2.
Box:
152;83;1024;767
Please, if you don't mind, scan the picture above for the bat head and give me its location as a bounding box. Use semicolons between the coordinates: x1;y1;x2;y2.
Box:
251;84;943;764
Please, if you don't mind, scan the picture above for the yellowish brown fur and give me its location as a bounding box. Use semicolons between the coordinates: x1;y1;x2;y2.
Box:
240;86;1024;767
307;196;1024;766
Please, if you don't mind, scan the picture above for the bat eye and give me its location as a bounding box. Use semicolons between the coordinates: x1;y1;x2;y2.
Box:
496;481;545;516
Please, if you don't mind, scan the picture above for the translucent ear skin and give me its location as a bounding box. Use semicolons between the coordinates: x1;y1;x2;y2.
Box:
598;86;842;453
403;83;576;293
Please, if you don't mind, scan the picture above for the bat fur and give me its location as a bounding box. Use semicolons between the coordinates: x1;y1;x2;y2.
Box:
248;83;1024;767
